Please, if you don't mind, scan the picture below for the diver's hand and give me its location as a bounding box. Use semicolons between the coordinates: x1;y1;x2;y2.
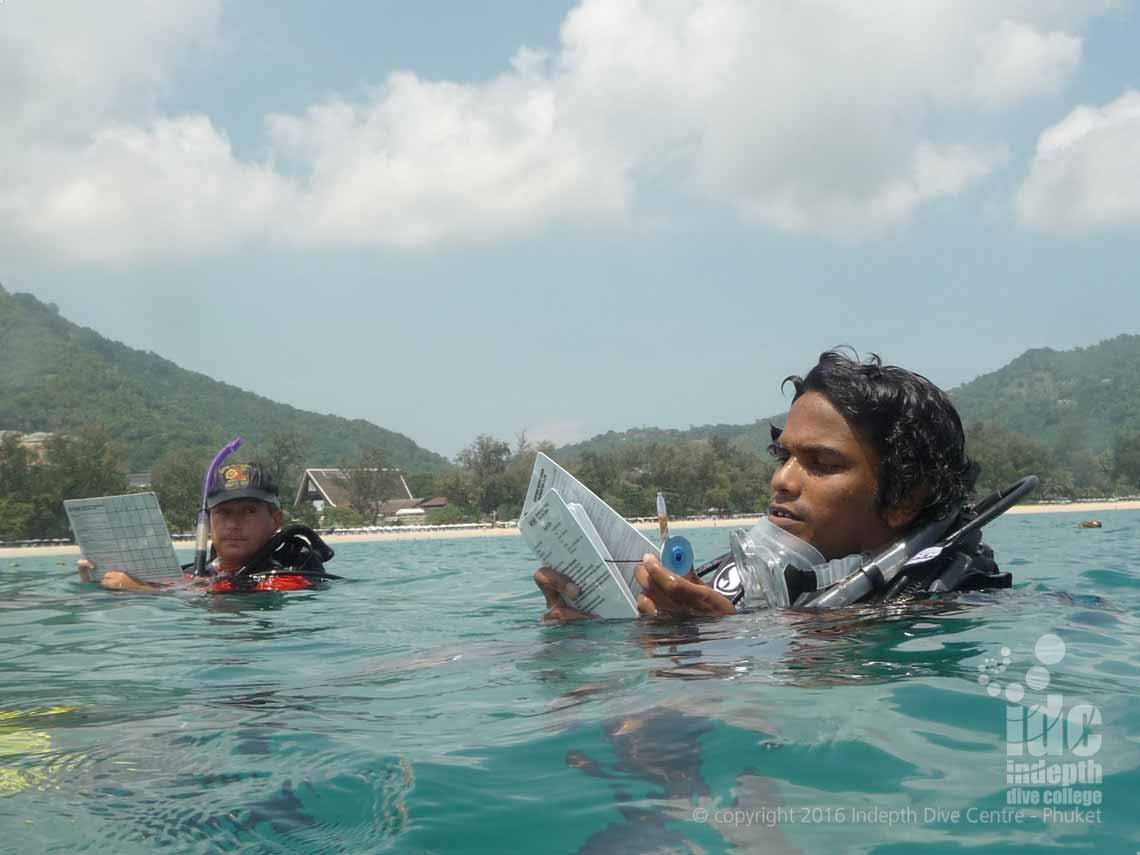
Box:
534;567;592;623
99;570;160;592
77;558;95;583
79;559;165;592
633;553;736;617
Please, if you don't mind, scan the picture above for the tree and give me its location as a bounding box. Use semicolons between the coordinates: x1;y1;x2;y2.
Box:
36;426;128;537
1112;428;1140;488
497;437;556;519
0;498;35;541
574;450;618;499
967;422;1056;497
404;472;436;500
152;447;210;532
426;505;474;525
285;501;320;528
44;426;128;500
708;434;733;463
0;435;50;539
263;431;309;505
339;447;398;524
0;435;36;539
455;435;511;514
322;505;366;528
0;433;33;499
432;467;475;510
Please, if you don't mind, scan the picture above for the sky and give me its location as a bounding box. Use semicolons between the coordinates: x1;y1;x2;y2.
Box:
3;1;1139;459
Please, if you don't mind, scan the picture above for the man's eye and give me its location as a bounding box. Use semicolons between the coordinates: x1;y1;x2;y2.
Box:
809;458;842;473
767;443;789;462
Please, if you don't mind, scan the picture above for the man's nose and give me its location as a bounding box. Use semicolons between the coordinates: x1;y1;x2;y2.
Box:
770;458;802;499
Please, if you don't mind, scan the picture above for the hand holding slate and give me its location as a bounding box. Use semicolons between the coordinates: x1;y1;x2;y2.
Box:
77;558;168;592
534;567;592;623
633;553;737;617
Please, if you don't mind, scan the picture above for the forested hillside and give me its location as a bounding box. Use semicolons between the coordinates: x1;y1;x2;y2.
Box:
557;338;1140;501
6;279;1140;541
0;285;449;473
951;335;1140;452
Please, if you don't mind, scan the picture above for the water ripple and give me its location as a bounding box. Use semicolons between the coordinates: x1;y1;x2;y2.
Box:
2;516;1138;852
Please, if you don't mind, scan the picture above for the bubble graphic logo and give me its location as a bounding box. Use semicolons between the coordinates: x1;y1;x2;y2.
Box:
979;634;1104;822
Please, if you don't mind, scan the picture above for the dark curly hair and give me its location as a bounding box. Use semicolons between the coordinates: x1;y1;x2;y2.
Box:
777;349;977;523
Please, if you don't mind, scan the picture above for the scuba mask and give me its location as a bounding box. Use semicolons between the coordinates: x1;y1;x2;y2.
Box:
728;518;826;608
726;515;953;609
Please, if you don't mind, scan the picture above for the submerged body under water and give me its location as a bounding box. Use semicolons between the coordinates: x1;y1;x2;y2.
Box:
1;510;1138;853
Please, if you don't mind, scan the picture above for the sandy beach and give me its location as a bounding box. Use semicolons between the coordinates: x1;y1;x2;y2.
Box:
4;501;1138;560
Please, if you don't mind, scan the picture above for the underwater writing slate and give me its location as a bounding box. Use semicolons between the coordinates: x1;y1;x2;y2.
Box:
64;492;183;583
521;453;657;594
521;488;639;619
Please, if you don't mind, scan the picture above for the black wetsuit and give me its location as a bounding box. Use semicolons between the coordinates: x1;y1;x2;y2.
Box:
186;525;337;593
697;521;1009;608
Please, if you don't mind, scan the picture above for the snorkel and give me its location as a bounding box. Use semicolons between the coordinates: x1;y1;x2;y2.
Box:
192;437;244;577
804;513;956;608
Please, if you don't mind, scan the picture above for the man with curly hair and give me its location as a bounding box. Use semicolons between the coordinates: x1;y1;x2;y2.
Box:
536;350;1008;620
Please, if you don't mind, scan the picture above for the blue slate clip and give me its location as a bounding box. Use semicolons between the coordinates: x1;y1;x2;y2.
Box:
661;535;694;574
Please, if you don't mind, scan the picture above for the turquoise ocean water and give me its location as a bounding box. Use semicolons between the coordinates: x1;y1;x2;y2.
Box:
2;511;1138;853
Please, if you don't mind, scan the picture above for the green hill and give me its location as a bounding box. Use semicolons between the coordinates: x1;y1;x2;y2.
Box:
555;337;1140;498
555;421;778;463
950;335;1140;452
0;285;450;473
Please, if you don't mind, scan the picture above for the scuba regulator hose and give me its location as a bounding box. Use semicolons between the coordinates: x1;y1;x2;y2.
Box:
807;475;1039;609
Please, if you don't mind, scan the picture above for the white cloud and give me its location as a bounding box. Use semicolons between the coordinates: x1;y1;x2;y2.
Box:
972;21;1082;108
267;64;629;248
727;142;1010;241
1016;90;1140;233
8;117;292;265
0;0;1113;263
552;1;1067;238
0;0;221;145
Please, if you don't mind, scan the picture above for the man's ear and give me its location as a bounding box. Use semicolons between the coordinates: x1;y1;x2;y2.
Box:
272;508;285;528
884;492;924;531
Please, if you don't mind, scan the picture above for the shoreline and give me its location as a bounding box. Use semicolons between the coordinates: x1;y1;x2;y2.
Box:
3;501;1138;559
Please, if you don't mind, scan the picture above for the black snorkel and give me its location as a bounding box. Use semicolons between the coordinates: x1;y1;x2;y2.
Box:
804;475;1039;609
192;437;244;577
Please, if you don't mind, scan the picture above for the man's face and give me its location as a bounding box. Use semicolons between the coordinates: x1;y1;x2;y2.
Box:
209;499;282;569
767;390;903;560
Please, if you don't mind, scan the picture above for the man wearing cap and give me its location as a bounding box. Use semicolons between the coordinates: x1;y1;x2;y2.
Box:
79;462;292;592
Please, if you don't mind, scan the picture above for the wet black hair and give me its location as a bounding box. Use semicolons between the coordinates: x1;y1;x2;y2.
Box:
775;349;978;523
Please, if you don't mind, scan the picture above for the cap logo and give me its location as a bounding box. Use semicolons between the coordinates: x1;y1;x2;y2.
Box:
222;464;252;491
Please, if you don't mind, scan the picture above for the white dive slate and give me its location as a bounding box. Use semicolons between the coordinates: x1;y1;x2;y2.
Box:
521;488;639;618
521;453;658;595
64;492;183;583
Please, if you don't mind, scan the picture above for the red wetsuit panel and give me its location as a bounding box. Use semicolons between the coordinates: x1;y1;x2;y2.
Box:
184;572;317;593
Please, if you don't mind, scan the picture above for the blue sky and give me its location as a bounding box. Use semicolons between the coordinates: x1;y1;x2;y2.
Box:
3;1;1139;457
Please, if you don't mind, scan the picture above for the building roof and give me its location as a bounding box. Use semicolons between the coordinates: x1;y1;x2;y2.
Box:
295;467;414;508
379;498;421;515
0;430;54;443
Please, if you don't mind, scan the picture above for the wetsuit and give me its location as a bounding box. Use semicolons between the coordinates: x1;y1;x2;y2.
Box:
185;525;337;593
697;520;1010;608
